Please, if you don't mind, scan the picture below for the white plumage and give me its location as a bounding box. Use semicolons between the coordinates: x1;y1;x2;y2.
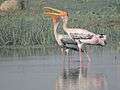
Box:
61;16;107;47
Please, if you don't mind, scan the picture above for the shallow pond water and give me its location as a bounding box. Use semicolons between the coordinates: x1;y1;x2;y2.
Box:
0;46;120;90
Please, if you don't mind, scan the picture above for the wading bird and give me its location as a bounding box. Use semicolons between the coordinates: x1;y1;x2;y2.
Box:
44;10;79;54
44;7;107;62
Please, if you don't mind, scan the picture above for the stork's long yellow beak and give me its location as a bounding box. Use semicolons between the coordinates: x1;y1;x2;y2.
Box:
44;7;68;23
44;7;68;17
44;7;62;14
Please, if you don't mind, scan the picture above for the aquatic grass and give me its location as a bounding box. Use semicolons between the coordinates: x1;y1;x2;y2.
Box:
0;45;58;58
0;0;120;49
0;6;55;47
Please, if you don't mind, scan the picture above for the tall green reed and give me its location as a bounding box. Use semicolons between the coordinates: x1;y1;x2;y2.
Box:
0;0;119;48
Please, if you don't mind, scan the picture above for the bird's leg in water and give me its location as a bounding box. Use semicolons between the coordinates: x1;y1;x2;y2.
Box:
61;48;64;55
78;43;84;63
83;46;92;63
61;48;65;60
65;49;71;66
60;48;67;65
79;48;83;63
87;46;92;62
75;40;84;63
65;49;69;55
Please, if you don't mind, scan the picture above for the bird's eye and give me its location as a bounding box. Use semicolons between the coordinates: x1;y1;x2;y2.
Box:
99;35;103;38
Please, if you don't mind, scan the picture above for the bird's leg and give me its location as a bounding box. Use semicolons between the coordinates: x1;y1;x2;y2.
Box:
87;46;92;63
65;49;71;66
61;48;66;60
65;49;69;55
84;50;92;63
61;48;64;55
82;46;92;63
79;47;82;63
78;43;84;63
60;48;68;69
75;40;84;63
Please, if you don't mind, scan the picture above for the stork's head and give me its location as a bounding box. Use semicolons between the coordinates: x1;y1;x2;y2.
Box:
44;7;68;23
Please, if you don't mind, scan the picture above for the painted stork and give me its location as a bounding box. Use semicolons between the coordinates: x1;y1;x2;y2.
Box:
44;7;107;62
44;9;79;54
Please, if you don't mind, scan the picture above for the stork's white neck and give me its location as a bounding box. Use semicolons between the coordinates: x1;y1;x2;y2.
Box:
53;22;59;39
62;16;68;31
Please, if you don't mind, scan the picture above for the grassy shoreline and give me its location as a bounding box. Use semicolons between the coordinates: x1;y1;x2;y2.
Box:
0;0;120;47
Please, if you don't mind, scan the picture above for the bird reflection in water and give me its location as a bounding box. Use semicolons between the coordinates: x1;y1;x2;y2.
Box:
55;60;108;90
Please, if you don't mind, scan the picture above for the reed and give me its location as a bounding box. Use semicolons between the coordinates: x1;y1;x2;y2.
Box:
0;0;119;48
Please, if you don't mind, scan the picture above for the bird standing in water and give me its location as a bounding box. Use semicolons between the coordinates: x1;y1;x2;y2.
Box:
44;10;79;54
60;13;107;62
44;7;107;62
